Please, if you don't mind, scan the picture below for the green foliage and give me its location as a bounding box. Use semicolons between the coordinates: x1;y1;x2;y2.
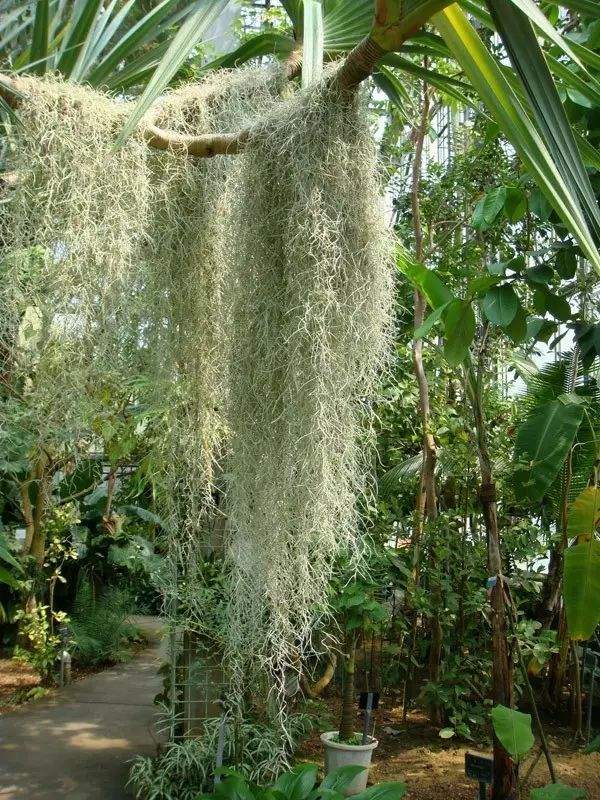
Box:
443;299;476;365
583;734;600;754
567;487;600;537
513;399;585;502
69;583;139;666
490;704;535;762
0;0;223;92
13;604;65;681
530;784;586;800
563;536;600;640
329;578;388;634
0;530;23;588
128;716;315;800
482;285;519;326
195;763;407;800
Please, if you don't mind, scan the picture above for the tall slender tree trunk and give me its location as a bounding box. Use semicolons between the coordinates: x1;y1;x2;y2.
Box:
339;633;357;741
468;345;517;800
408;75;443;724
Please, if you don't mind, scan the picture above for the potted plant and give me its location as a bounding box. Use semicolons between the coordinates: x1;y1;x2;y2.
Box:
320;578;388;796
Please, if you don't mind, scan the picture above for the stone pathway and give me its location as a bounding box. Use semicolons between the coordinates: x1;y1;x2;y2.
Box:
0;616;166;800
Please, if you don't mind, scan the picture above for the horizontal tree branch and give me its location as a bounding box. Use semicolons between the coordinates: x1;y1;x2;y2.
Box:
0;0;428;161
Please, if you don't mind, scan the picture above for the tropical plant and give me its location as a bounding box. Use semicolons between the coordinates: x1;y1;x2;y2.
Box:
13;603;66;681
128;715;315;800
197;763;407;800
0;0;228;91
328;575;388;742
68;582;140;666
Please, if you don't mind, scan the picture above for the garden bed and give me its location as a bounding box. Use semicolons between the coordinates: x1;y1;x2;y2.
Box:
0;657;42;713
298;701;600;799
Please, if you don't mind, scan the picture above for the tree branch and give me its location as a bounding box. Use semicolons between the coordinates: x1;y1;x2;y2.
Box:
0;0;428;160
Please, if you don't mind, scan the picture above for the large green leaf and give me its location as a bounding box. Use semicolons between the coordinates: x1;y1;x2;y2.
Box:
564;536;600;641
117;0;229;145
513;399;585;501
530;784;587;800
396;253;452;310
322;0;372;53
29;0;49;75
0;543;23;573
490;705;534;762
0;564;21;589
274;764;318;800
320;766;366;792
482;285;518;326
433;5;600;276
443;298;475;364
567;486;600;538
353;783;408;800
488;0;600;243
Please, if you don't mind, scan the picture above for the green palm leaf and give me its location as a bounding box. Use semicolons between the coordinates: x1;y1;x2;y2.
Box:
86;0;180;88
488;0;600;241
29;0;49;75
433;4;600;276
116;0;230;146
56;0;102;76
202;31;295;72
513;398;585;502
564;534;600;640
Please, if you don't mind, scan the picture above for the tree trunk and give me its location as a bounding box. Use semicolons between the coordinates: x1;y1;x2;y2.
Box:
468;348;517;800
301;651;337;698
339;634;357;741
407;72;444;725
29;464;50;569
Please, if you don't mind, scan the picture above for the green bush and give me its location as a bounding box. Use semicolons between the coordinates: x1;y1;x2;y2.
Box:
69;582;140;666
128;714;313;800
200;763;406;800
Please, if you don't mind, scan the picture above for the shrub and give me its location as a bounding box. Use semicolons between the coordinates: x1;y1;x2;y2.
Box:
128;714;313;800
69;582;140;666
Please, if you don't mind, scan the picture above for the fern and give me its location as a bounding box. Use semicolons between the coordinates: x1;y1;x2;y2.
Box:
69;582;138;666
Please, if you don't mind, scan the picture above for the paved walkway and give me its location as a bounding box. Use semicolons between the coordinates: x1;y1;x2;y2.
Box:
0;616;167;800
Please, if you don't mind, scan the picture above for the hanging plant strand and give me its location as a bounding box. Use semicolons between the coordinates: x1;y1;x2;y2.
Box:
226;73;394;722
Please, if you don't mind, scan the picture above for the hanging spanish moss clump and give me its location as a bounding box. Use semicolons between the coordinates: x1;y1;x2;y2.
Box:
0;67;394;756
226;72;394;721
142;68;283;635
0;77;150;458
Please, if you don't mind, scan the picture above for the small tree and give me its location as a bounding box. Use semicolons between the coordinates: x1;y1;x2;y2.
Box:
330;577;388;742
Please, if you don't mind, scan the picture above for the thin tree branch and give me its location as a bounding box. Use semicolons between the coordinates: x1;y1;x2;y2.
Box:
0;0;437;160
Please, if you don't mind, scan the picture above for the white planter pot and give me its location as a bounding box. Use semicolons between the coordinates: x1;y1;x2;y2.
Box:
320;731;378;796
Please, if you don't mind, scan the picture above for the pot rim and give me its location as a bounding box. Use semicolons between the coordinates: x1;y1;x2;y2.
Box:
320;731;379;752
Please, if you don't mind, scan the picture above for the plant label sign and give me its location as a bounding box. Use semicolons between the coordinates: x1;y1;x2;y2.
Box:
465;752;493;784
